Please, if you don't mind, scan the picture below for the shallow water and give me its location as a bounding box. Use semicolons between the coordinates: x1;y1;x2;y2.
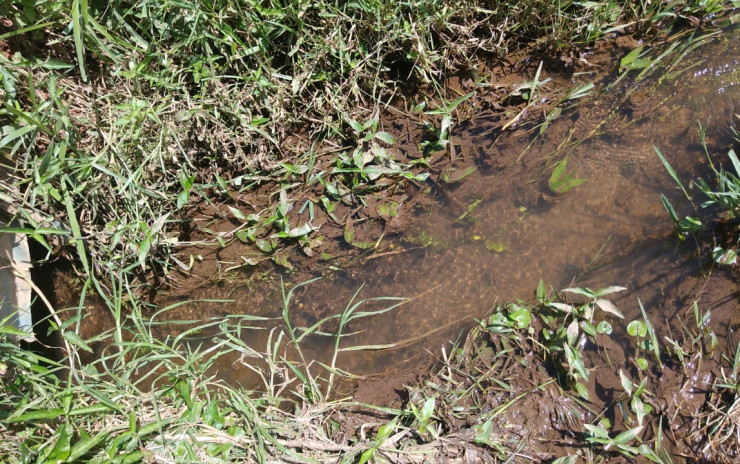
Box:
177;29;740;386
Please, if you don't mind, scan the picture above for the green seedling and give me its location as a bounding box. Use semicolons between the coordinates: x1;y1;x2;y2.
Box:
548;158;587;195
408;396;438;439
418;91;473;155
584;422;644;458
542;285;625;395
625;300;663;370
359;418;398;464
692;301;718;356
618;369;653;427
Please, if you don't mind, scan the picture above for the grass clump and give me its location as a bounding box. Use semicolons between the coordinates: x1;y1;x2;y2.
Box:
1;1;737;277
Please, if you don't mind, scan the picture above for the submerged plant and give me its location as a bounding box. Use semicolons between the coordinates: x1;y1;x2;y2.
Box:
548;157;588;195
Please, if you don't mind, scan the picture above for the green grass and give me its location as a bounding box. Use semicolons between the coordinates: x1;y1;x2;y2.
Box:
1;0;737;276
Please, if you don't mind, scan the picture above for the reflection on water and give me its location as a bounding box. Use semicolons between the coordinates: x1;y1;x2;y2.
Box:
173;30;740;385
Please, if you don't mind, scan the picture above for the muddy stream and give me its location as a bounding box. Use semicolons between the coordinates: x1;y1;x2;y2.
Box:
130;29;740;401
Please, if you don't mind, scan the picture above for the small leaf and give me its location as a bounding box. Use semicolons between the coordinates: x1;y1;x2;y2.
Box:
562;287;596;298
473;419;494;445
619;369;633;396
508;305;531;329
627;320;647;337
595;299;624;318
581;320;597;337
620;46;645;71
535;279;547;303
150;213;170;235
595;285;627;296
713;247;737;265
374;131;396;145
566;320;580;346
287;223;314;237
441;166;476;183
358;448;375;464
137;238;150;270
228;206;246;220
596;320;612;334
376;418;397;443
271;254;293;269
177;190;189;209
254;239;273;253
575;381;590;401
235;229;253;243
548;302;574;313
584;423;610;439
484;239;508;252
348;119;364;132
635;358;649;370
613;425;643;445
420;397;435;423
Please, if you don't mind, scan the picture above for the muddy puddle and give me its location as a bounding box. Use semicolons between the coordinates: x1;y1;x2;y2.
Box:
109;28;740;403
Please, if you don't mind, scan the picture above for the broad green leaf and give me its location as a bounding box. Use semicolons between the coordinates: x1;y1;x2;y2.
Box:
137;238;150;270
562;287;596;298
548;302;574;313
584;423;610;439
566;320;579;346
627;320;647;337
254;239;273;253
374;131;396;145
228;206;246;220
419;397;435;424
595;299;624;318
575;381;590;401
595;286;627;296
508;305;531;329
613;425;643;445
46;424;72;463
441;166;476;183
620;46;645;71
0;325;33;338
69;430;109;461
272;254;293;269
287;223;314;237
549;158;587;194
348;119;364;132
581;320;597;337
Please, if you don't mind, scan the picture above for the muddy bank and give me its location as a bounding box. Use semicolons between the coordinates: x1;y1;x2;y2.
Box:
30;23;740;463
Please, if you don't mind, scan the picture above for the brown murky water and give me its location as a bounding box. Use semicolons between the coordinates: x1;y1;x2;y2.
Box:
164;29;740;388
